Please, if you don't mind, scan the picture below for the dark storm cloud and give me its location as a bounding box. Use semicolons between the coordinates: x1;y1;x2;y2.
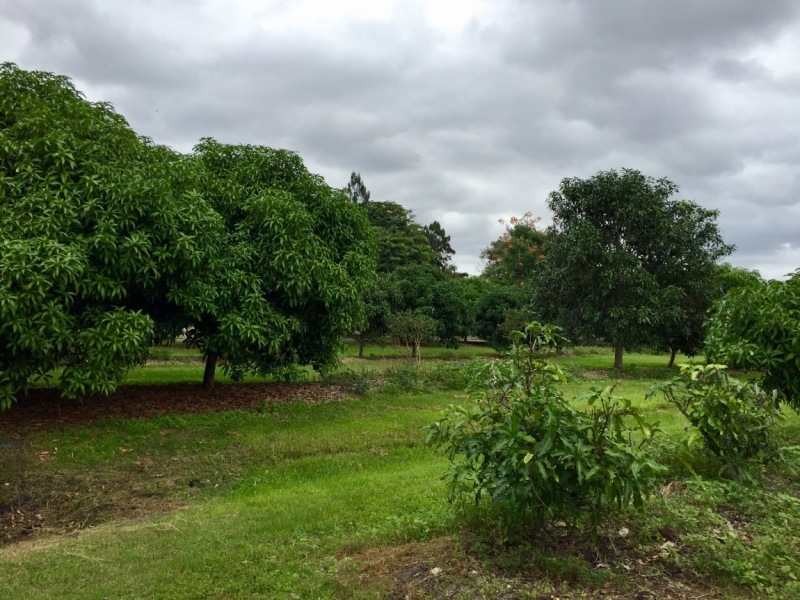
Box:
3;0;800;277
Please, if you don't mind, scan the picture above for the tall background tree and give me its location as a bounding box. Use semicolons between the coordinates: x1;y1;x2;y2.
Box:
481;212;549;286
422;221;456;270
351;276;394;358
473;286;531;351
346;171;370;206
388;264;469;349
531;169;731;369
646;203;735;366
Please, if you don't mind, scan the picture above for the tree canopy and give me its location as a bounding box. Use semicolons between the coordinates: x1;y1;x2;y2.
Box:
531;169;731;369
0;63;223;407
388;264;468;348
176;139;377;387
480;212;549;285
473;285;531;350
706;269;800;409
0;64;377;404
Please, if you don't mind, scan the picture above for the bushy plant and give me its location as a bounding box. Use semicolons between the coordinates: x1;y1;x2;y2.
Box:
649;364;792;482
424;322;664;533
705;270;800;409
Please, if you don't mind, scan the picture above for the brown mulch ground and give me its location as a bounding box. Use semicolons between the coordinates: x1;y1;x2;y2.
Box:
339;538;729;600
0;382;351;438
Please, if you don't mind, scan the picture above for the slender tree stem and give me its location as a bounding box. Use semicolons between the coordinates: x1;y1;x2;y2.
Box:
614;338;624;370
203;353;218;390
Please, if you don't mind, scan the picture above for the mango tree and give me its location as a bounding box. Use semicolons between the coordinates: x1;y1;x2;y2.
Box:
531;169;731;369
183;139;376;388
0;63;222;408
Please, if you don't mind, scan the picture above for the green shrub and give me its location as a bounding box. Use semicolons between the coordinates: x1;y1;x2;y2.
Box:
424;322;664;533
705;270;800;409
649;364;794;482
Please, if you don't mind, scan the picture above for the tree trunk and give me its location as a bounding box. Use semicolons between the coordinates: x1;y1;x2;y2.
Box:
358;339;365;359
668;347;678;368
614;338;624;370
203;353;218;390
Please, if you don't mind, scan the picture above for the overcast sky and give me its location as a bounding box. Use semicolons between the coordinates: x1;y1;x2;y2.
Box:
3;0;800;278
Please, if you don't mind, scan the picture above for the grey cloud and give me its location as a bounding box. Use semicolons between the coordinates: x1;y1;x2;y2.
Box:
2;0;800;276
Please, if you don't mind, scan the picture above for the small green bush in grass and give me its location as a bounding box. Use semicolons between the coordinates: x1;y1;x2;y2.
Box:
424;322;664;535
650;364;796;482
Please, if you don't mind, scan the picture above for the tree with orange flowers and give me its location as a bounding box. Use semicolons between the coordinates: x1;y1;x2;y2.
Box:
480;212;550;286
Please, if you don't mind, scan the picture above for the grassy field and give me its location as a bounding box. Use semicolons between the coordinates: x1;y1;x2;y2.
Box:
116;343;691;387
3;352;800;599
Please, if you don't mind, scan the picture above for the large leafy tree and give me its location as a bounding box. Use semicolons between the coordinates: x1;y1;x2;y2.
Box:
646;203;733;366
532;169;731;369
453;276;494;341
706;269;800;409
0;63;222;407
480;212;549;285
364;200;439;272
183;140;376;387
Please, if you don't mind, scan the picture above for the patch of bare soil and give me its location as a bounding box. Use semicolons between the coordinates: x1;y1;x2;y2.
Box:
337;535;734;600
0;382;350;437
0;425;261;546
0;456;189;546
0;382;352;547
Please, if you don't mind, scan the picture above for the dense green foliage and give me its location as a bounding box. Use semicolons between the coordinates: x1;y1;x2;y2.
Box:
350;276;393;357
651;364;791;481
472;285;531;350
531;169;731;368
0;64;377;404
480;212;549;285
185;139;376;385
364;201;440;272
0;63;222;407
425;322;664;531
706;270;800;408
388;264;468;348
646;204;734;364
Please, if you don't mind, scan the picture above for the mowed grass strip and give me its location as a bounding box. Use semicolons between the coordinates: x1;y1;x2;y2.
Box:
1;392;456;599
4;371;800;599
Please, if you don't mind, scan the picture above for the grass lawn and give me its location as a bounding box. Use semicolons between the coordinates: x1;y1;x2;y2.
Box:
342;341;499;361
3;357;800;599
